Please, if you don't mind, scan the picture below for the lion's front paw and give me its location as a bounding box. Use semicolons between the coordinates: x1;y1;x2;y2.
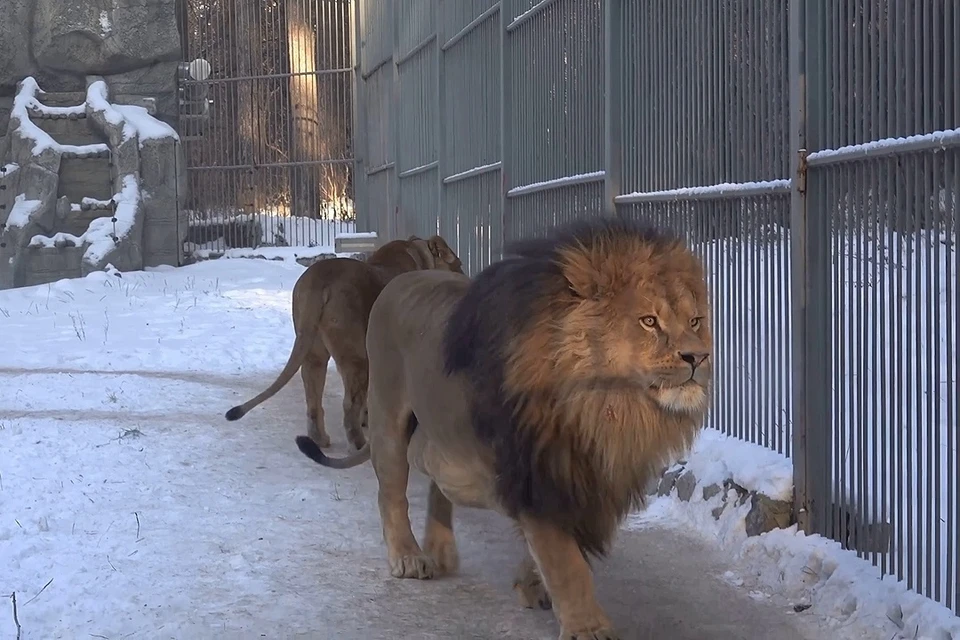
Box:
513;572;552;610
389;553;437;579
559;627;620;640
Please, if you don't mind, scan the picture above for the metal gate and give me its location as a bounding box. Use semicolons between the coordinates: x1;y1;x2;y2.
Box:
176;0;358;254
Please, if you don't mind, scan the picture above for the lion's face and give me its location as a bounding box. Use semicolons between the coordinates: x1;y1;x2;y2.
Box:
554;242;712;416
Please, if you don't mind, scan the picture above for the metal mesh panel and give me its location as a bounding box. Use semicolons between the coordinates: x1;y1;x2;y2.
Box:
620;1;789;193
178;0;356;253
441;11;501;177
441;170;502;276
504;0;603;188
801;0;960;608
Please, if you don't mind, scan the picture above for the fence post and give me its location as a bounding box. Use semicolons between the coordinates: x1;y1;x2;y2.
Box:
435;0;444;237
603;0;622;218
498;2;510;252
350;0;368;233
789;0;832;536
390;2;402;239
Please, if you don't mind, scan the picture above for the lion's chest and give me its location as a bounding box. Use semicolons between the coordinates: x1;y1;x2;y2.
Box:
406;429;499;511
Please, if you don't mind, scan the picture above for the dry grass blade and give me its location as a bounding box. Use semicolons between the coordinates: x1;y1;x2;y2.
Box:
23;578;54;606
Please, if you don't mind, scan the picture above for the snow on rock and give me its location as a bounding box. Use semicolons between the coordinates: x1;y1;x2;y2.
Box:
99;10;112;34
630;429;960;640
29;175;140;266
11;77;59;155
1;162;19;175
674;428;794;501
115;104;179;144
5;194;44;229
13;78;109;156
85;80;135;139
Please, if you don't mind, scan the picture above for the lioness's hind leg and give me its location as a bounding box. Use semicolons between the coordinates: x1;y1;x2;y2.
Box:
371;409;435;580
302;350;331;448
519;515;619;640
423;482;459;575
513;552;552;610
339;356;369;451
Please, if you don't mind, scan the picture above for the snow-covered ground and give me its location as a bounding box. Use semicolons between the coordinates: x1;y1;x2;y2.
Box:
631;430;960;640
0;257;957;639
701;225;958;613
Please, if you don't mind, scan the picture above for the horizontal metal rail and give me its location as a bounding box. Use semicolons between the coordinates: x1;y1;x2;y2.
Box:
442;3;501;52
615;179;792;204
806;126;960;167
507;171;605;198
443;162;502;185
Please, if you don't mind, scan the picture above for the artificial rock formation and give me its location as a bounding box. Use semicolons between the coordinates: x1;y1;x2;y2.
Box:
0;0;181;142
0;78;186;289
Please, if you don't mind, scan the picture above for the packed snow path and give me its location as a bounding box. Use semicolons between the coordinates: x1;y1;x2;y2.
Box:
2;366;826;640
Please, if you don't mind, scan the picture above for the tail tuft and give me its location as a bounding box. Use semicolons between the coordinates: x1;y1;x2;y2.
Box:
295;435;324;462
225;406;245;421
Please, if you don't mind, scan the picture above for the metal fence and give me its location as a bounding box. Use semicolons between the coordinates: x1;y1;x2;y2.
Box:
353;0;960;614
177;0;357;253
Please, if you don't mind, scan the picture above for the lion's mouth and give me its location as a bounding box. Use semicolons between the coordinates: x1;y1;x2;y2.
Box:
653;381;709;414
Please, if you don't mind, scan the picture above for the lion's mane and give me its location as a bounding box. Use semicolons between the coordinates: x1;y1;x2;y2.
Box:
442;217;709;557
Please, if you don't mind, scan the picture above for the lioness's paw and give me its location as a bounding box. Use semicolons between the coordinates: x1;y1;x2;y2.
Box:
306;424;331;448
389;554;437;580
513;573;552;610
424;538;459;575
559;628;620;640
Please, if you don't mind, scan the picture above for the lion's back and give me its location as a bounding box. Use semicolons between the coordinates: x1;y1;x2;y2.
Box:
367;269;471;352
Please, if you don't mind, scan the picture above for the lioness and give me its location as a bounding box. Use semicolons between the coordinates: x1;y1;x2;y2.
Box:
295;217;713;639
226;234;462;450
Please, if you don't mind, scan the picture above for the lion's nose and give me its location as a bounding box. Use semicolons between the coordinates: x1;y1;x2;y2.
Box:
679;351;709;368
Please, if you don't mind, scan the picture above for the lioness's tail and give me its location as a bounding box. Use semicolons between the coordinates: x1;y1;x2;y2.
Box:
295;435;371;469
224;288;330;422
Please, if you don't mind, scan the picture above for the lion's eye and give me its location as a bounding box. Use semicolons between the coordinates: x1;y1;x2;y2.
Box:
640;315;658;328
690;316;702;329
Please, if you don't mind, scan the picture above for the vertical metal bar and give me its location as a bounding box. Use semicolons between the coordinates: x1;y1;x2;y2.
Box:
948;149;959;613
603;0;621;218
351;0;368;232
499;0;509;248
391;0;402;239
435;0;443;237
925;149;937;601
790;0;833;536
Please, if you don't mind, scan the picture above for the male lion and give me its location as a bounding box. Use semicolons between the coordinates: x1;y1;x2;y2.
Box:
226;234;462;450
295;217;712;639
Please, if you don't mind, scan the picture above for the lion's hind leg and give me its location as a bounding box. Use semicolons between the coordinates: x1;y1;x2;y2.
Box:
423;481;459;575
301;343;331;448
371;407;436;580
338;353;369;451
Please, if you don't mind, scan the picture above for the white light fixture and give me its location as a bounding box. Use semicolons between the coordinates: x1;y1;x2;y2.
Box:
188;58;212;81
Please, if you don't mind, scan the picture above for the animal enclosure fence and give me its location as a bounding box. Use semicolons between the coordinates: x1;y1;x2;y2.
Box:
176;0;357;252
353;0;960;615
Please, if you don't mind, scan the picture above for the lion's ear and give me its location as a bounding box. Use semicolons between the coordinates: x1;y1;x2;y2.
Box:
559;253;607;300
428;236;459;266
